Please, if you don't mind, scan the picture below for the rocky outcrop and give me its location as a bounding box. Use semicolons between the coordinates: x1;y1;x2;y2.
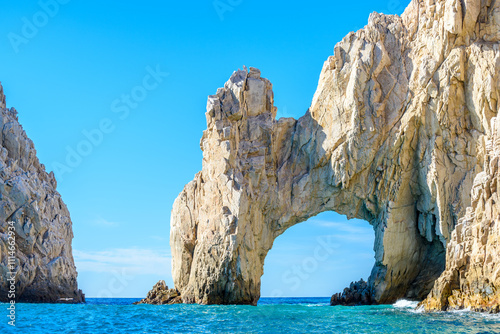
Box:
422;116;500;312
134;280;182;305
169;0;499;307
0;83;84;303
330;279;372;306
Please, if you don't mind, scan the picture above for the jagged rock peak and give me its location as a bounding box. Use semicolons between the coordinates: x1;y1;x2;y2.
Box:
134;280;182;305
0;82;6;110
0;82;84;303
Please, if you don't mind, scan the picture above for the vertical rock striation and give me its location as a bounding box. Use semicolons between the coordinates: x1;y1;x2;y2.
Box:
422;116;500;312
169;0;499;308
0;83;84;303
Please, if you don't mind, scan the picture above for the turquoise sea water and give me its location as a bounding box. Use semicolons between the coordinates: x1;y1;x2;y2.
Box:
3;297;500;333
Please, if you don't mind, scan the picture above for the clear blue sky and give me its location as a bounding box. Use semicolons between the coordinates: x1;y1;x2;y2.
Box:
0;0;408;298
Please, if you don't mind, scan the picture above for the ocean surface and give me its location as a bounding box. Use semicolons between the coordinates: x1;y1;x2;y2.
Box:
3;297;500;333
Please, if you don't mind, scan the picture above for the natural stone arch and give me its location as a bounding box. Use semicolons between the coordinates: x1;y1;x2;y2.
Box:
169;0;496;305
170;64;447;305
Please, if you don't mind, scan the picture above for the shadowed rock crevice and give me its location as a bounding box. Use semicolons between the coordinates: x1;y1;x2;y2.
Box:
167;0;499;308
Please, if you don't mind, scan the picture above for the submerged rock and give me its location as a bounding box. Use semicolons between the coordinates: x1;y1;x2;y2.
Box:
134;280;182;305
0;83;84;303
165;0;499;309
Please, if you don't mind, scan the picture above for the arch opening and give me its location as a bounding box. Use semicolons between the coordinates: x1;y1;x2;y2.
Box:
260;211;374;300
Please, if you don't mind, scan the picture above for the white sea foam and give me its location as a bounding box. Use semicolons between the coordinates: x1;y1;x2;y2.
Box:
303;303;329;307
448;307;472;314
414;304;425;313
393;299;419;309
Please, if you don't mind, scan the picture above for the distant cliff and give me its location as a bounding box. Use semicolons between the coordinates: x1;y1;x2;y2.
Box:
159;0;500;310
0;83;84;303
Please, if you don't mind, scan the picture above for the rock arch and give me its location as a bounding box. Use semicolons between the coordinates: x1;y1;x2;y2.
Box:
170;0;498;306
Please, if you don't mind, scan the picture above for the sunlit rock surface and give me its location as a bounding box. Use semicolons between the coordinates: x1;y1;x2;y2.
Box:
0;83;84;303
168;0;499;308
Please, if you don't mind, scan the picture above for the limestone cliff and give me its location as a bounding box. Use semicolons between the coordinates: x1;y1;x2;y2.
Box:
0;83;84;303
422;116;500;312
169;0;499;307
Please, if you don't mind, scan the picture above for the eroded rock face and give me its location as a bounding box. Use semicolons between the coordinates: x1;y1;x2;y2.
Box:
170;0;499;306
422;116;500;312
0;84;84;303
